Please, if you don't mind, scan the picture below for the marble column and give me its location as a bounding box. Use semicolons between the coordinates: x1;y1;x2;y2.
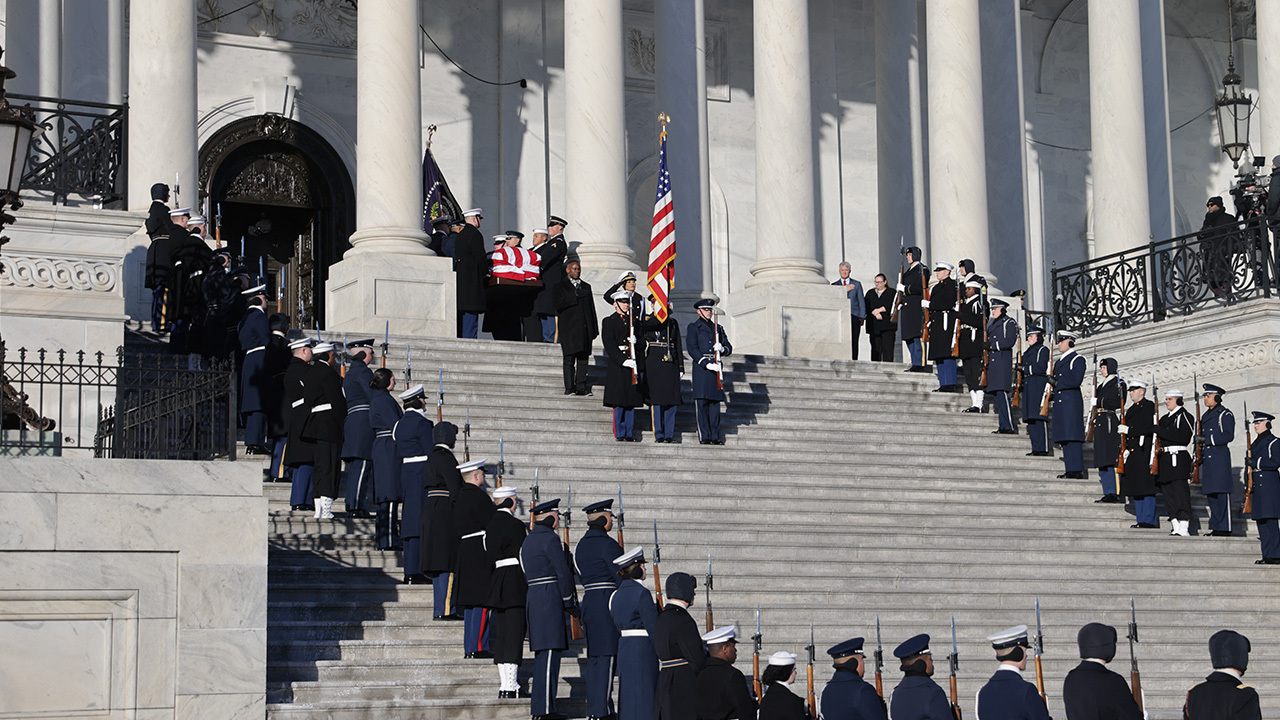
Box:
126;0;197;211
37;0;60;98
327;0;454;336
1257;0;1280;162
729;0;848;358
875;0;924;275
106;0;125;104
4;0;40;97
656;0;711;313
1087;0;1150;258
564;0;635;287
924;0;991;277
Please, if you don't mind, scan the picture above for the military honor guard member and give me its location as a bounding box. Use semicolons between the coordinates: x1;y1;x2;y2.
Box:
1061;623;1142;720
820;637;886;720
644;301;684;443
699;625;759;720
265;313;294;482
974;625;1050;720
758;651;809;720
558;259;598;395
688;298;732;445
1050;331;1087;478
456;208;488;338
393;384;435;583
521;499;577;720
238;284;272;454
484;485;529;700
575;500;624;719
1091;359;1125;503
1120;380;1161;529
958;275;988;411
602;290;647;441
1021;326;1052;457
282;338;317;511
455;458;496;656
653;571;706;720
604;270;646;316
898;246;929;370
1184;630;1260;720
368;368;404;550
888;634;952;720
986;299;1018;435
609;547;659;720
302;343;348;519
926;261;960;392
533;215;573;342
421;421;463;618
1199;384;1237;536
1246;411;1280;564
341;340;376;519
1155;389;1196;537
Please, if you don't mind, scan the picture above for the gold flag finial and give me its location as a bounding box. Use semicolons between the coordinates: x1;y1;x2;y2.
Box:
658;112;670;139
427;124;438;147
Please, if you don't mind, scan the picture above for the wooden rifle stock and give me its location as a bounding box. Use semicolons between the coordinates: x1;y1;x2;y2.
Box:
806;663;816;719
1131;670;1143;714
752;651;762;702
1085;362;1100;442
652;562;664;611
949;674;962;720
921;275;932;344
874;667;883;698
1150;407;1162;476
1039;341;1054;416
979;347;989;388
1244;411;1255;514
1192;386;1203;484
616;526;625;550
1034;654;1047;706
1011;338;1023;408
562;524;584;640
951;290;963;358
889;262;905;323
1116;392;1129;474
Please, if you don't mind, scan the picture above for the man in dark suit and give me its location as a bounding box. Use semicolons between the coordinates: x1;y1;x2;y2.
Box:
865;273;898;362
557;259;598;395
653;572;705;720
832;262;866;360
975;625;1051;720
1050;331;1087;479
1061;623;1142;720
1184;630;1260;720
455;208;488;338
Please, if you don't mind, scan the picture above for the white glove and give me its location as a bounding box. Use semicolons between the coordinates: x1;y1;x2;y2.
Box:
920;299;930;309
713;343;725;353
896;283;905;292
1091;398;1098;407
1118;424;1129;434
627;335;636;344
622;359;636;369
706;362;722;372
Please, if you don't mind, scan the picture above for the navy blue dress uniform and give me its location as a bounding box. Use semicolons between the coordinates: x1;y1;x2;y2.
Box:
534;217;573;342
1199;384;1236;535
957;281;988;409
369;385;404;550
575;500;624;718
1184;630;1260;720
1120;382;1160;528
888;634;952;720
653;572;705;720
1050;332;1087;477
201;250;238;364
759;651;809;720
1021;329;1052;456
421;422;462;617
392;385;434;582
237;291;272;452
1061;623;1142;720
985;300;1018;433
455;209;488;338
974;626;1050;720
558;272;598;395
602;291;647;440
520;499;577;719
265;316;294;482
301;345;348;516
821;637;886;720
687;298;732;445
898;250;928;368
699;625;758;720
1155;390;1196;537
609;548;659;720
1091;361;1125;501
281;341;317;509
483;487;528;697
926;263;960;390
1245;412;1280;563
454;459;496;656
644;313;684;443
341;341;376;517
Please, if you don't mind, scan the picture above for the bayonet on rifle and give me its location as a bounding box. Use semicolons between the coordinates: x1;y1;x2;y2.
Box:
806;623;817;719
1128;598;1143;714
530;469;540;530
437;367;444;423
752;605;763;701
874;615;884;698
705;554;714;632
616;485;626;549
1033;598;1047;706
652;519;664;610
463;407;471;462
948;617;963;720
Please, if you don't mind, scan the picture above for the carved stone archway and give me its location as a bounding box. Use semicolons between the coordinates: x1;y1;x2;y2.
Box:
199;115;354;329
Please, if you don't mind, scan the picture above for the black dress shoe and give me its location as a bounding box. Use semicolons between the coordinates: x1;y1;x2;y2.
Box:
1209;530;1234;537
1131;523;1159;529
713;439;725;445
963;407;980;413
616;437;626;442
403;574;429;585
1033;451;1053;457
533;714;568;720
472;650;493;659
700;439;712;445
992;429;1017;435
563;389;575;395
517;688;532;698
291;504;307;511
302;504;316;511
1256;558;1280;564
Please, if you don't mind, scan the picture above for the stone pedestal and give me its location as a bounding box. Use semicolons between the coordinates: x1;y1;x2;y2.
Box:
727;282;851;359
324;253;457;338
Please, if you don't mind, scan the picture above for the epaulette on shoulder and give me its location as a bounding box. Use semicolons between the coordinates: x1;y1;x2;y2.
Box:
1237;683;1253;690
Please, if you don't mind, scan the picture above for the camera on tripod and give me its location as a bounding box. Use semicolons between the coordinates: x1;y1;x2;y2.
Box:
1229;155;1269;218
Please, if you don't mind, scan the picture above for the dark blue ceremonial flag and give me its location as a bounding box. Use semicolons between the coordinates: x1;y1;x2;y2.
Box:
422;146;462;231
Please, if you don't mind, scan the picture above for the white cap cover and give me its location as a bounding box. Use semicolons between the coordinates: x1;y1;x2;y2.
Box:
702;625;738;645
767;651;798;667
457;458;487;473
399;384;426;401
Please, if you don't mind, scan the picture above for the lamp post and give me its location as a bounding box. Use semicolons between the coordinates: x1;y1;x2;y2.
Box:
1214;2;1253;168
0;45;40;258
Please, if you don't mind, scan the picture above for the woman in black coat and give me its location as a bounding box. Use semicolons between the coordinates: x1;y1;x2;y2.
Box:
758;655;810;720
644;311;684;443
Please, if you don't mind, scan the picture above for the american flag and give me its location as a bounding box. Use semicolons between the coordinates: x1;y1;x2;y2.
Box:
647;132;676;322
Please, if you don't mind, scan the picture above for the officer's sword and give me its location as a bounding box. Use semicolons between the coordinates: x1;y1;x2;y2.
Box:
874;615;884;697
616;485;626;549
705;553;714;632
1033;598;1048;706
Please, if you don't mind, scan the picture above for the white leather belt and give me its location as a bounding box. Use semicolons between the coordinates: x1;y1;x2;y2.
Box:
620;629;648;637
494;558;520;568
312;403;332;412
1163;445;1191;453
461;531;485;539
403;455;430;463
291;398;305;408
245;346;265;354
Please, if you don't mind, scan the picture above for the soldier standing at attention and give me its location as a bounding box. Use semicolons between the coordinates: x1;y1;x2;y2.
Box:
238;283;272;455
533;215;572;342
393;384;434;583
1050;331;1087;479
698;625;759;720
957;275;988;411
653;572;705;720
758;652;809;720
455;208;488;338
985;299;1018;435
340;340;376;519
1184;630;1260;720
454;459;496;657
687;298;732;445
820;637;886;720
974;626;1050;720
264;313;293;482
420;421;463;619
576;500;624;719
1091;359;1125;504
1199;384;1236;536
609;548;659;720
282;338;317;511
1021;326;1052;457
1120;380;1160;529
1061;623;1142;720
926;262;960;392
1246;411;1280;564
368;369;403;550
888;634;952;720
602;290;646;442
1156;389;1196;537
898;246;928;371
484;485;528;700
521;499;577;720
644;300;684;444
302;342;347;520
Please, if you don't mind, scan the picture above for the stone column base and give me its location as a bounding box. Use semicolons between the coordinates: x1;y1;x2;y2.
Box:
324;252;457;338
726;282;851;359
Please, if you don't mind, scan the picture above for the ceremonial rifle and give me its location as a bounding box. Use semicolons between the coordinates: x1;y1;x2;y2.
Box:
437;368;444;423
1038;333;1055;417
705;554;714;632
1127;598;1143;714
627;300;638;386
951;279;963;358
921;270;932;346
174;171;180;209
889;237;905;323
752;605;763;701
1116;382;1130;475
1033;598;1048;707
616;485;626;549
381;321;389;369
1192;372;1202;484
563;485;584;640
652;519;664;610
277;266;285;313
1150;377;1161;476
948;617;963;720
806;623;817;720
874;615;884;698
1012;329;1023;409
978;292;991;387
215;203;223;249
1244;401;1254;515
712;308;724;391
496;436;505;488
404;345;411;383
530;469;540;530
463;407;471;462
340;334;348;378
1085;349;1100;442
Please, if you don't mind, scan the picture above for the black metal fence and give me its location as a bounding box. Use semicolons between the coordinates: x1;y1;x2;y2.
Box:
8;93;127;206
1052;216;1277;336
1;345;236;460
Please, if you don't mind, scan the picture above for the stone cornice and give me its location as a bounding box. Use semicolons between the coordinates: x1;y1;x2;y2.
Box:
0;252;121;294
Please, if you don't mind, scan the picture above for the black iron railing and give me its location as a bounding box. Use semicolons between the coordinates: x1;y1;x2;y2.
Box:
1051;216;1277;336
7;93;127;206
0;345;235;459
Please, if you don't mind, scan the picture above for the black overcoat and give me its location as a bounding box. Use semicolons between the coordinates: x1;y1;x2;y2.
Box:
602;311;646;408
454;224;488;314
644;314;684;407
1120;398;1158;497
557;279;598;356
453;483;497;608
926;277;958;361
898;263;927;341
